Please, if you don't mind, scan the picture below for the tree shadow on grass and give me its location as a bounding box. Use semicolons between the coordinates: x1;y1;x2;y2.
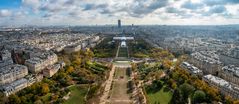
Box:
163;86;171;92
146;85;163;94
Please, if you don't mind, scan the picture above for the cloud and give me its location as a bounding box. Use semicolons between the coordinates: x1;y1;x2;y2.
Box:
79;0;169;18
0;9;12;17
209;5;226;14
164;7;193;19
166;7;185;14
203;0;239;6
147;0;168;9
130;0;168;16
181;1;204;10
83;3;108;11
22;0;42;12
40;3;65;13
202;5;227;17
1;0;239;26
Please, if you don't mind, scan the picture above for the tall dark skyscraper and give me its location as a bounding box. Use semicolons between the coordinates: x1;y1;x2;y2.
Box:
118;19;121;28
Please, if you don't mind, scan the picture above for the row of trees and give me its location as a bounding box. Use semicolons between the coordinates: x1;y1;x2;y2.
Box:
150;48;174;61
93;37;118;58
128;38;153;58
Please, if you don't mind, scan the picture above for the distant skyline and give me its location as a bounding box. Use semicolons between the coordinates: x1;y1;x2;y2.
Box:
1;0;239;26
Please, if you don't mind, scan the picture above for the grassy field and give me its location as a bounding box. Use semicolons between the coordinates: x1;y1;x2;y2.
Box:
64;85;89;104
118;47;128;57
146;85;173;104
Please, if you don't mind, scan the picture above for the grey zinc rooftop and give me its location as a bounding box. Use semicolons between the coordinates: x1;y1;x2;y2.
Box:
25;57;44;65
191;51;222;64
222;65;239;77
0;64;27;75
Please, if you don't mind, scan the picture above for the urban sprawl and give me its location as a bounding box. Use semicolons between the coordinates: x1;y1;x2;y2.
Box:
1;25;239;100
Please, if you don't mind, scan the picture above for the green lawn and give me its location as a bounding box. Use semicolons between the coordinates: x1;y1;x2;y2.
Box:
146;85;173;104
118;47;128;57
64;85;89;104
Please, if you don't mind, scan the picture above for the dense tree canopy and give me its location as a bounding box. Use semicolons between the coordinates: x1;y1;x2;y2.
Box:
193;90;206;103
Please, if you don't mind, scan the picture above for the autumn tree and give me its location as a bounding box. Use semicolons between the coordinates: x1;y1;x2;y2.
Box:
171;82;177;90
233;100;239;104
66;66;74;74
0;92;7;104
131;63;137;71
163;59;173;69
41;83;50;95
20;96;27;104
224;95;233;104
72;57;81;66
151;48;174;60
34;100;43;104
85;48;94;61
8;94;21;104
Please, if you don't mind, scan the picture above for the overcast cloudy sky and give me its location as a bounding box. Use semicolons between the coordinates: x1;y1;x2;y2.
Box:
1;0;239;26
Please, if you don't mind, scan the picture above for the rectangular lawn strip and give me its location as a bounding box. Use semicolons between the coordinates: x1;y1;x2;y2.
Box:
118;47;128;57
146;85;173;104
64;84;89;104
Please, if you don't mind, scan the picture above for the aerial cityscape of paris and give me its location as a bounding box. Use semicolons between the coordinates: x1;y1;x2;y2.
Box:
1;0;239;104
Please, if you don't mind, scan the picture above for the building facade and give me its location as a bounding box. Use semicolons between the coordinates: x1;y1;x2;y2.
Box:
189;51;222;75
181;62;203;75
64;44;81;54
0;64;28;85
203;74;239;99
219;65;239;86
25;51;58;73
43;64;60;77
118;20;121;28
0;78;28;96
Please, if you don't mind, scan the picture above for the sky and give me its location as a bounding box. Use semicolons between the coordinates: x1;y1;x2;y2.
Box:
1;0;239;26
